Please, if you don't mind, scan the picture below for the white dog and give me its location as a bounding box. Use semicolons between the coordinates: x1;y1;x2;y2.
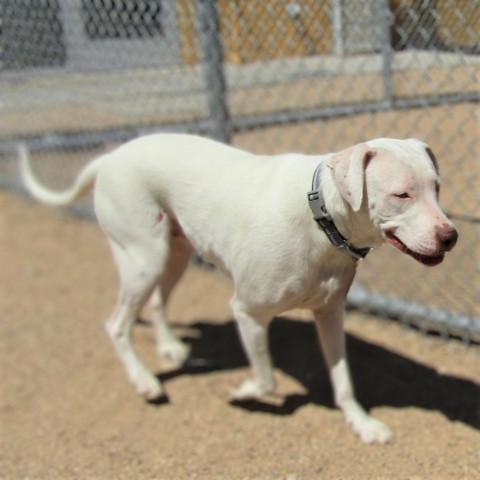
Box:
19;134;457;444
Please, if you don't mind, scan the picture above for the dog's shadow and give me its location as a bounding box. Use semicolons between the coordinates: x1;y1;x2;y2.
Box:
157;318;480;430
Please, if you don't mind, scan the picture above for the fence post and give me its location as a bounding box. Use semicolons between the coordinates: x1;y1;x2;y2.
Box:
332;0;344;56
196;0;231;144
380;0;393;106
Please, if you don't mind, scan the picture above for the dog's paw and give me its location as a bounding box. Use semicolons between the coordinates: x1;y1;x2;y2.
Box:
133;373;164;401
230;378;272;401
158;340;190;366
351;416;393;444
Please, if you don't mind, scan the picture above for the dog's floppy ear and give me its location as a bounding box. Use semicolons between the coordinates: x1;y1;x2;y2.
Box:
329;143;376;212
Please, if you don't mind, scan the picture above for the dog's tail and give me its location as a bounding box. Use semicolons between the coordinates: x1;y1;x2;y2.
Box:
18;144;102;206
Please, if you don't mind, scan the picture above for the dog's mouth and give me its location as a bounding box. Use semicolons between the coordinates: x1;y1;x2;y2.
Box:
385;232;444;267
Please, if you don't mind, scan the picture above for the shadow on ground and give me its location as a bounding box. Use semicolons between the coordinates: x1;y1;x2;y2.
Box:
157;318;480;430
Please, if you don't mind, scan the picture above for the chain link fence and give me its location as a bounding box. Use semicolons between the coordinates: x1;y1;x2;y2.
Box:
1;0;479;341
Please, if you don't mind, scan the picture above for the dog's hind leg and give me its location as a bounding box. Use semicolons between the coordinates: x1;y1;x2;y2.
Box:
94;170;178;400
150;225;194;366
104;237;169;401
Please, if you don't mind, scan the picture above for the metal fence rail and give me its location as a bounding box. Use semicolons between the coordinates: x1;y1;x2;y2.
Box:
1;0;479;341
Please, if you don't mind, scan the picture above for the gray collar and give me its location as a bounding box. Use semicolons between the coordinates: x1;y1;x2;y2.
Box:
307;163;371;261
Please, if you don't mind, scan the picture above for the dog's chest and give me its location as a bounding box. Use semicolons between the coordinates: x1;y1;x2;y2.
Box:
296;277;342;309
293;265;355;311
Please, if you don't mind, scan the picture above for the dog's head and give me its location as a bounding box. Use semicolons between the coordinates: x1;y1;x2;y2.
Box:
329;138;458;266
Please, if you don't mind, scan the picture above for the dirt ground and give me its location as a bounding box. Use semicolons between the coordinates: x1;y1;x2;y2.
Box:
1;188;479;480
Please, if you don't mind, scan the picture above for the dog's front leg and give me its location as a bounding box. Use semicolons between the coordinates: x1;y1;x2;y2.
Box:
230;297;276;400
314;302;393;444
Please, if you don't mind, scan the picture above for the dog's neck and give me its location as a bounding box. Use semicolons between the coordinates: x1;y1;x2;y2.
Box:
308;162;376;260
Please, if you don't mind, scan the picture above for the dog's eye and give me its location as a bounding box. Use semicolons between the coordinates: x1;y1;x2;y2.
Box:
394;192;410;199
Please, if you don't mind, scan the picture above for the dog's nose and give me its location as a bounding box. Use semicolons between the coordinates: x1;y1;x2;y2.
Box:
437;226;458;251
